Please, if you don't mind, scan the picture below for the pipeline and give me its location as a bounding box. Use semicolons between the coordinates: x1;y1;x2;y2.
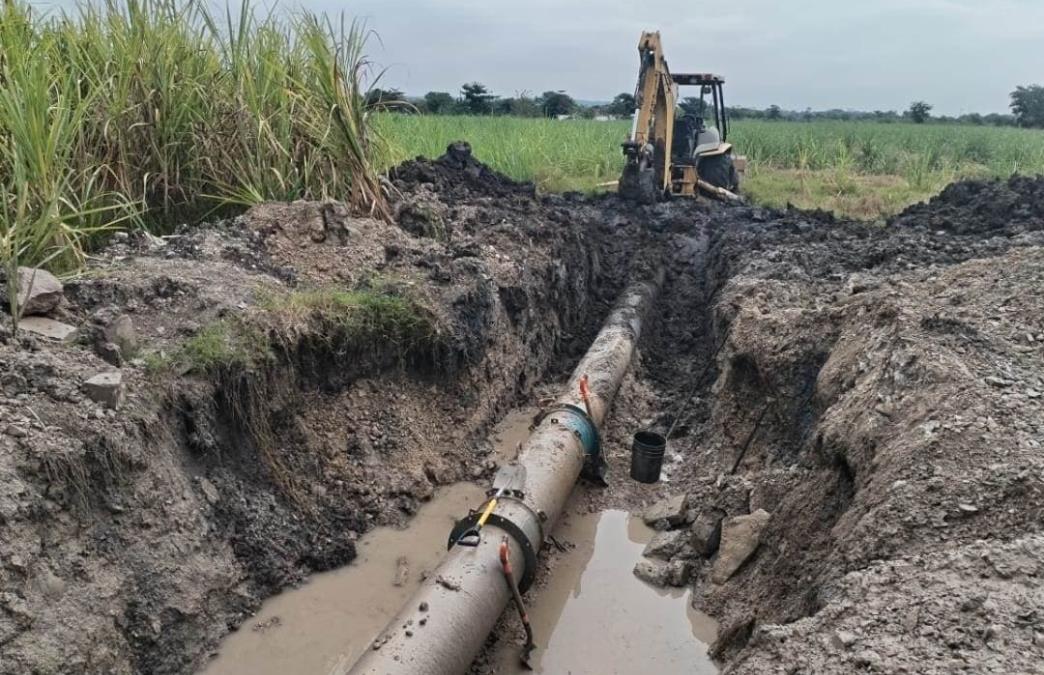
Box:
347;272;665;674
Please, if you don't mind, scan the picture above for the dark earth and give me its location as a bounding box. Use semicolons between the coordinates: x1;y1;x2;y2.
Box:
2;145;1043;674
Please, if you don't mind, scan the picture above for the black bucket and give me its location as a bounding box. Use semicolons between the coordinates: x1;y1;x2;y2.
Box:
630;430;667;484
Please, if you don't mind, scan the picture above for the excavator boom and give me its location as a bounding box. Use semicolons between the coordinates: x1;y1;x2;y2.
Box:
619;31;743;203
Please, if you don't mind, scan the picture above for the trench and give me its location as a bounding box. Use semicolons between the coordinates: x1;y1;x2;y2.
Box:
200;252;732;674
202;404;719;675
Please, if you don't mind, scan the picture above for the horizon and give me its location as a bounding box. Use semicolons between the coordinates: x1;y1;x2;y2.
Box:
26;0;1044;116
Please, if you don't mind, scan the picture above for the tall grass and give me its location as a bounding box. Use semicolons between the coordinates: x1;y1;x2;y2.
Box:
378;115;1044;191
377;114;1044;218
0;0;388;324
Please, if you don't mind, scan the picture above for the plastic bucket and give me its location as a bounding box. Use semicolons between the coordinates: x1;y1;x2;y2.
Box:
630;430;666;483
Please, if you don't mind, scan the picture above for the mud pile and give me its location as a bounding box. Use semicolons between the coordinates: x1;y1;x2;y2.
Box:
891;174;1044;236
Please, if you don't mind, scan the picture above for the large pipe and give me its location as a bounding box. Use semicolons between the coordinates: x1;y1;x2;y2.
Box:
347;272;665;675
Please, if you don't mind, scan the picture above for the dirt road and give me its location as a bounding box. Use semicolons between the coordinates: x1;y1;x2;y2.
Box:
1;144;1043;673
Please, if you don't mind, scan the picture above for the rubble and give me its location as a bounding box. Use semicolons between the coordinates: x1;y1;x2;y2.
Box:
1;267;64;316
711;510;771;584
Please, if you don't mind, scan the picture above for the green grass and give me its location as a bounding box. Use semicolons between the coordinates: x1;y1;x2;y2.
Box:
257;286;440;355
377;115;1044;219
0;0;388;321
375;115;625;192
178;319;272;372
147;286;440;375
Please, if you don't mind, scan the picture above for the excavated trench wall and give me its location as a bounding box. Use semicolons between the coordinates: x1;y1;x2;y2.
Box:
676;188;1044;673
0;151;643;675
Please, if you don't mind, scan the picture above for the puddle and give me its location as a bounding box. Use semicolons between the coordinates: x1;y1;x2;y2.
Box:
202;482;486;675
492;508;718;674
202;407;714;675
202;407;537;675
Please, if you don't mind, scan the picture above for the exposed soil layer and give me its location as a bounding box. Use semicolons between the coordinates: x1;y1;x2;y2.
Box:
3;149;1044;674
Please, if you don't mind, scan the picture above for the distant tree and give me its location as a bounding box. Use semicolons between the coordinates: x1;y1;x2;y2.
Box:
460;82;496;115
494;94;541;117
907;101;933;124
365;88;407;111
424;91;456;115
607;92;636;117
539;90;577;118
961;112;985;126
766;104;782;120
679;96;706;118
984;112;1017;127
1011;85;1044;128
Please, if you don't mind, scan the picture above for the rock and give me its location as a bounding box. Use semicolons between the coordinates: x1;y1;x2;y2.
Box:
642;494;689;529
831;629;859;650
1;267;63;316
198;478;220;505
393;556;409;587
642;530;688;560
957;503;979;515
690;509;725;557
666;559;692;587
853;649;883;668
101;314;138;358
711;509;771;584
17;316;76;341
633;558;670;587
83;372;124;409
983;624;1003;642
4;424;27;439
984;376;1012;388
95;341;123;366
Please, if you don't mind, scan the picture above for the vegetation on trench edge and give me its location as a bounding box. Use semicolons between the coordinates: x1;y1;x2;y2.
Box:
147;285;442;375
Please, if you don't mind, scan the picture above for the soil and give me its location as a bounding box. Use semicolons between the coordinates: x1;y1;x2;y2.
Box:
2;143;1044;674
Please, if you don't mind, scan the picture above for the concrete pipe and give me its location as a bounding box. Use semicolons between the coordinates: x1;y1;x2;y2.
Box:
347;271;665;675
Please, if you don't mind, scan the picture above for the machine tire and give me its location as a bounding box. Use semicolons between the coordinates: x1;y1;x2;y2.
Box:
697;153;740;192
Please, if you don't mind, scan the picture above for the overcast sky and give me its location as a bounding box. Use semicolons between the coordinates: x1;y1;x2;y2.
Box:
31;0;1044;114
309;0;1043;115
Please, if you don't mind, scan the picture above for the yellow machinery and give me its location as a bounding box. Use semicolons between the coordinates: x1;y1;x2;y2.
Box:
620;31;745;203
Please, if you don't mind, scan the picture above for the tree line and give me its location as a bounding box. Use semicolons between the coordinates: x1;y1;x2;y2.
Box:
368;82;1044;129
367;83;637;118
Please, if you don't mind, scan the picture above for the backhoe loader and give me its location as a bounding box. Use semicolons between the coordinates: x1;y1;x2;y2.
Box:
620;31;745;203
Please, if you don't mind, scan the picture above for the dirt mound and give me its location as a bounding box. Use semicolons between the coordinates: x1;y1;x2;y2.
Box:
891;174;1044;236
389;141;535;202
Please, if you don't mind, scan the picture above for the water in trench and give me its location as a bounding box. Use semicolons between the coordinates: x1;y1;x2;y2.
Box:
203;407;715;674
491;506;718;675
202;408;536;675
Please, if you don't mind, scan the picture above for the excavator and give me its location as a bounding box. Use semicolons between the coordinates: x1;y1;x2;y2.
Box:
619;31;745;203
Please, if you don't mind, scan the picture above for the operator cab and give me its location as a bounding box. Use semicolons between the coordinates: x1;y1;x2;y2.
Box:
669;74;743;192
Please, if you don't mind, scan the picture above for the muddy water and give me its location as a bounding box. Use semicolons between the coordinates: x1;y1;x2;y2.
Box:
492;507;718;674
202;482;485;674
202;408;536;675
203;407;714;674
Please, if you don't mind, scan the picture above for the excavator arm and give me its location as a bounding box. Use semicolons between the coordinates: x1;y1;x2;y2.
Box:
619;31;677;203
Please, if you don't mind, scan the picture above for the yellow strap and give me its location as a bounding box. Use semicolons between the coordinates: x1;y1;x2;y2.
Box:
477;498;498;527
